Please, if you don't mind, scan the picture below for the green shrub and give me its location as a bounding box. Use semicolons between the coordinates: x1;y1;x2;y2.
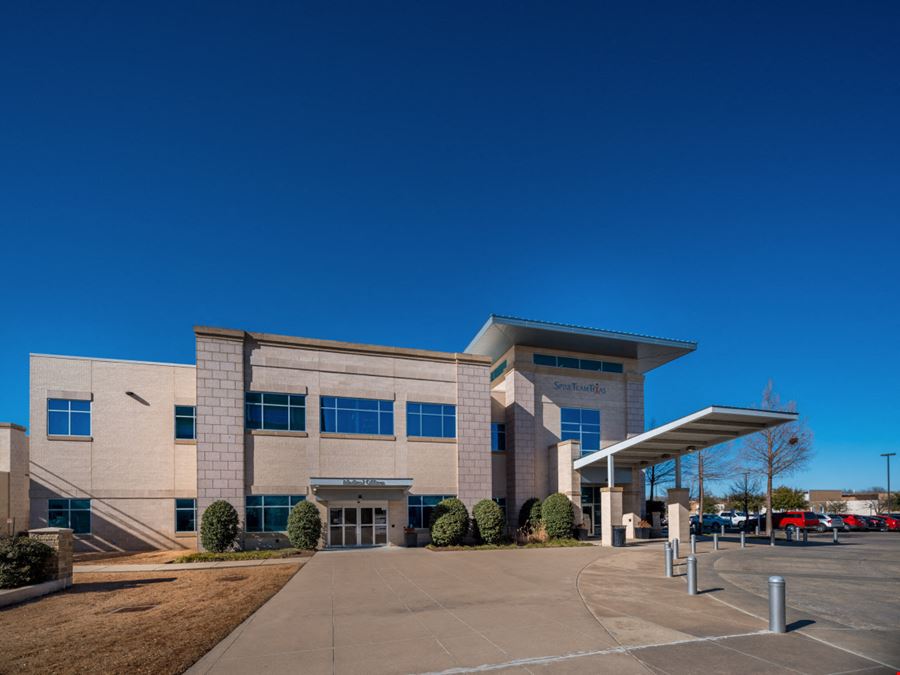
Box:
0;535;55;589
287;501;322;550
429;498;469;546
541;493;574;539
200;500;240;552
518;497;542;530
472;499;505;544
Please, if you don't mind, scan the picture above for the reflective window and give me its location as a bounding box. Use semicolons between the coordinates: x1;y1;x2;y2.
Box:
320;397;393;435
175;406;196;440
175;498;197;532
532;353;624;374
245;495;306;532
561;407;601;452
47;399;91;436
246;393;306;431
490;360;508;382
407;495;455;529
491;423;506;451
48;498;91;534
407;403;456;439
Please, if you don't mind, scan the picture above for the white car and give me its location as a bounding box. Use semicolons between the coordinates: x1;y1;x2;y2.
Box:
718;510;748;527
815;513;844;532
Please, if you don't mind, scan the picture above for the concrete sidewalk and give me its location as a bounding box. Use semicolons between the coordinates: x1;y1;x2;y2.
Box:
74;558;306;573
187;543;896;674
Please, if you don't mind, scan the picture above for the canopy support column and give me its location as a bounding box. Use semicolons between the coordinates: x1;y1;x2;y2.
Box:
607;455;615;487
674;455;682;488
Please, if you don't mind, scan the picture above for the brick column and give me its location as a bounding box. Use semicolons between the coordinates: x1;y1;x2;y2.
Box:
455;362;492;511
625;375;644;437
549;440;582;526
601;487;623;547
28;527;73;587
506;369;535;527
666;487;690;546
195;329;246;548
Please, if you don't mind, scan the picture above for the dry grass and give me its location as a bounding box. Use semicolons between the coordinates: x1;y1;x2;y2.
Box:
74;549;194;565
0;565;301;674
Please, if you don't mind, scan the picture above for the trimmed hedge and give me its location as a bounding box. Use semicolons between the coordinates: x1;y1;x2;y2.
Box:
518;497;542;530
287;501;322;550
200;500;240;552
541;493;575;539
472;499;505;545
0;535;55;589
429;498;469;546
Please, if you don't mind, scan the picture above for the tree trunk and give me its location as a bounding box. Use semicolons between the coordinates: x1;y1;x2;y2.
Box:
698;454;705;525
766;463;773;534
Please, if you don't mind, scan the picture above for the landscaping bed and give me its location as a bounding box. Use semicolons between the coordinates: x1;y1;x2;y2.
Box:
0;565;300;674
427;538;592;551
171;548;313;563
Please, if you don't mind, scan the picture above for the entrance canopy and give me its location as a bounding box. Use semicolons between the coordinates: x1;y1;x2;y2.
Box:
310;477;413;501
574;406;798;470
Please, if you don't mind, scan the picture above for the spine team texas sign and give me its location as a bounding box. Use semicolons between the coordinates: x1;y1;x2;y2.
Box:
553;381;606;395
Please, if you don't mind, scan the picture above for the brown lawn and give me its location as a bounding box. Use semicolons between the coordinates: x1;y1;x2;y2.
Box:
0;564;302;674
73;549;196;565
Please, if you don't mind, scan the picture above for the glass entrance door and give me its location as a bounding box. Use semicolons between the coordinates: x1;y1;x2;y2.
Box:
329;505;388;547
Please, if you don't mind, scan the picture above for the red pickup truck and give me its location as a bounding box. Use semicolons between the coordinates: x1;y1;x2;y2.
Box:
771;511;820;532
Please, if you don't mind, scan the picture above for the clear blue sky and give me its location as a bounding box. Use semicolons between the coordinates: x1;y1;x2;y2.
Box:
1;3;898;492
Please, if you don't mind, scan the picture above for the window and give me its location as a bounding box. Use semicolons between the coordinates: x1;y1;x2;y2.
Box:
493;497;507;520
320;397;393;435
48;498;91;534
491;423;506;451
245;495;306;532
407;403;456;439
47;399;91;436
175;406;196;440
407;495;455;529
532;353;624;374
490;360;508;382
561;407;600;452
246;393;306;431
175;498;197;532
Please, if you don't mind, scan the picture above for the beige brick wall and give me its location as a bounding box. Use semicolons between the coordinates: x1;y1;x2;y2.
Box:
196;334;246;535
455;362;492;511
0;424;29;535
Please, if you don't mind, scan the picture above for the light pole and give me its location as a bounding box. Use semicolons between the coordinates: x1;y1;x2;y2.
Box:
881;453;896;514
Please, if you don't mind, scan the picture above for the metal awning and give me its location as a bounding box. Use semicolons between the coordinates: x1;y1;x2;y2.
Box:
309;477;413;501
574;406;798;470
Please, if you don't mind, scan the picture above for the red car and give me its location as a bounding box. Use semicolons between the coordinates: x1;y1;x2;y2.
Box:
773;511;820;532
837;514;867;531
885;515;900;531
868;515;900;531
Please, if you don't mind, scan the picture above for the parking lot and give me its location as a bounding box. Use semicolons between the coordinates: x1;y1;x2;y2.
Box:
190;533;899;674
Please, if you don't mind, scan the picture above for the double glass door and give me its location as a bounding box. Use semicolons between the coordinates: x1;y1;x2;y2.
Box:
329;505;388;547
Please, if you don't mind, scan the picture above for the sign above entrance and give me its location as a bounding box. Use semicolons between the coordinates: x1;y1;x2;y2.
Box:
309;477;414;489
342;478;385;487
553;381;606;395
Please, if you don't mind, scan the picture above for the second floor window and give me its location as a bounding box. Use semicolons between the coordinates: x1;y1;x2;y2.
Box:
491;423;506;451
246;393;306;431
407;403;456;439
561;407;600;452
175;406;196;439
321;396;393;435
48;399;91;436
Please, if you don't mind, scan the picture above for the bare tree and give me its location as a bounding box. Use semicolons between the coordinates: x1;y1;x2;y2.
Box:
683;445;733;524
645;460;676;502
739;381;813;533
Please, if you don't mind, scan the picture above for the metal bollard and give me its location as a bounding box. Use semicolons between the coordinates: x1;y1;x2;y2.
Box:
691;533;697;555
769;529;775;546
740;531;746;548
664;543;673;578
786;528;792;543
768;576;786;633
720;523;725;536
756;522;760;536
686;555;698;595
832;528;839;544
673;538;679;560
802;529;808;544
713;532;719;550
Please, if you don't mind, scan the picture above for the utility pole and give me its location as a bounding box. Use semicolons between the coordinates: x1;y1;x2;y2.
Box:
881;453;896;514
743;472;750;531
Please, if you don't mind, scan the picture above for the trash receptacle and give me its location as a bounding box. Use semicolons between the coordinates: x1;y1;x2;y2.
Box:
612;526;626;547
404;530;418;547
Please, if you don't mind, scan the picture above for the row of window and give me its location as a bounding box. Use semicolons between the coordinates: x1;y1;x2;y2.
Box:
49;494;508;536
533;353;624;373
48;399;599;452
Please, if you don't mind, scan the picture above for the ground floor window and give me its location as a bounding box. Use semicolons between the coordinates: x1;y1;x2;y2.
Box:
175;498;197;532
245;495;305;532
48;498;91;534
581;486;602;537
407;495;455;528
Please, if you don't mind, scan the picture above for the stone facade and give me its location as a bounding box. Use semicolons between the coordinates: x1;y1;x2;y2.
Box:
455;363;492;511
195;330;246;541
0;423;29;536
28;527;73;587
506;368;536;527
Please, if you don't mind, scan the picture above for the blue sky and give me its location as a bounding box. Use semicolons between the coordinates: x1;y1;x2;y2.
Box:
1;3;898;492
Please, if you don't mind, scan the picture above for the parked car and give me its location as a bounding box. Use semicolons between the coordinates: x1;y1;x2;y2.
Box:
718;510;747;527
837;514;867;531
772;511;820;533
865;516;889;531
689;514;729;534
877;514;900;531
815;514;844;531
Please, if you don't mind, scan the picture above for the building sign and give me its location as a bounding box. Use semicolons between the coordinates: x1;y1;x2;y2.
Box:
553;381;606;395
342;478;387;487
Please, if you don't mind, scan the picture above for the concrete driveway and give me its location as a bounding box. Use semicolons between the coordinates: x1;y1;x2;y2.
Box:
189;541;896;675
